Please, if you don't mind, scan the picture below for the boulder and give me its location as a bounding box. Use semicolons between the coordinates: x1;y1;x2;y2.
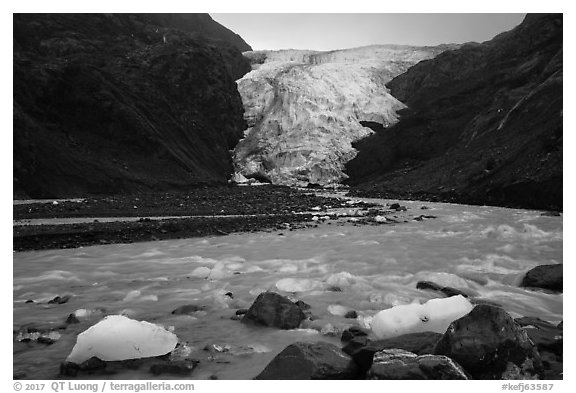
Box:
371;295;474;339
521;264;562;292
255;341;360;379
241;292;306;329
344;332;443;372
515;316;563;380
434;305;542;379
367;349;468;380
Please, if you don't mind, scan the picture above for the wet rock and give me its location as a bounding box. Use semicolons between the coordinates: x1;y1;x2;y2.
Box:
171;304;206;315
341;326;370;343
255;341;360;380
60;357;107;377
235;308;249;315
47;295;72;304
344;310;358;319
295;300;311;311
241;292;306;329
326;285;343;292
416;281;470;298
541;211;561;217
150;360;198;376
15;329;62;345
344;332;444;372
434;305;542;379
367;349;468;380
521;264;562;292
66;314;80;324
515;316;563;379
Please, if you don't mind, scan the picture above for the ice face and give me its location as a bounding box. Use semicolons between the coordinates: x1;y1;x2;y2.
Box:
66;315;178;364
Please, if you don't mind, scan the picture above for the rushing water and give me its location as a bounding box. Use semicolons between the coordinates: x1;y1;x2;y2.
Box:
13;198;563;379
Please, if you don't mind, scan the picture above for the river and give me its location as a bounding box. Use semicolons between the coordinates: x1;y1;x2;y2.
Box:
13;197;562;379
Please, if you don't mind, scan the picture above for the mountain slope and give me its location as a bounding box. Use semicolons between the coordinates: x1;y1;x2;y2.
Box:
232;45;455;187
346;14;562;210
13;13;251;198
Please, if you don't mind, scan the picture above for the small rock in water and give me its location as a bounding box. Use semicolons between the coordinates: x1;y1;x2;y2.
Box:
66;315;178;364
241;292;306;329
520;264;562;292
341;326;370;343
344;310;358;319
367;349;468;380
171;304;206;315
294;300;311;311
416;281;470;298
48;295;72;304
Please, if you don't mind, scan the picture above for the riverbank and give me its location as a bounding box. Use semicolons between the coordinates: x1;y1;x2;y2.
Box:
13;185;382;251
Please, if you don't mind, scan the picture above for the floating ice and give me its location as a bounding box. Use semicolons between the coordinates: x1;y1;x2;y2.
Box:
66;315;178;364
371;295;474;339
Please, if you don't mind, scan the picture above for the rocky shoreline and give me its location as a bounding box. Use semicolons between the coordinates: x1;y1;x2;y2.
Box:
14;185;383;251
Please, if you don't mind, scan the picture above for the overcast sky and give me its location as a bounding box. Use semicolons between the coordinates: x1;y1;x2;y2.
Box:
211;14;526;51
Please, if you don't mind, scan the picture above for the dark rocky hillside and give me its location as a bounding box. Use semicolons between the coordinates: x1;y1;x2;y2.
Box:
346;14;562;210
13;14;251;198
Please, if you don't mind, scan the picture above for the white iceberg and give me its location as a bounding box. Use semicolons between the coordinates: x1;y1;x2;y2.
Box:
371;295;474;339
66;315;178;364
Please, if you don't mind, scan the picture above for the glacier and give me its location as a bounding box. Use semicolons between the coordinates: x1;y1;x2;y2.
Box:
232;45;454;187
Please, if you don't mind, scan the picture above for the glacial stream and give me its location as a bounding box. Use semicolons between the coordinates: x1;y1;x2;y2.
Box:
13;197;563;379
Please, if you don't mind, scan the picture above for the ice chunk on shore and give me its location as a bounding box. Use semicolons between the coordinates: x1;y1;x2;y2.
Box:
371;295;473;339
66;315;178;364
